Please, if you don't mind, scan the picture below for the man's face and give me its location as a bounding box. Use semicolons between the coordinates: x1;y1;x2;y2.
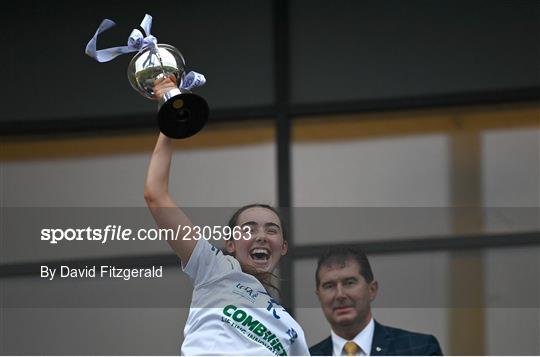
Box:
316;259;378;329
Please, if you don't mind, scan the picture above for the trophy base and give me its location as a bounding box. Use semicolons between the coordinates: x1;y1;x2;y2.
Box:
158;93;209;139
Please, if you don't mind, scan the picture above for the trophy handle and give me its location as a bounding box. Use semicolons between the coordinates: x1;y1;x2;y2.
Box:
158;87;182;107
157;92;209;139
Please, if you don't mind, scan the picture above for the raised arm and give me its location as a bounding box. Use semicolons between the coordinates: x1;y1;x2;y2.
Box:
143;77;197;265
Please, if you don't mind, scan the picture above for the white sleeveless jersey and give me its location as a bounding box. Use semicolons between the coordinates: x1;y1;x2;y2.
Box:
181;240;310;356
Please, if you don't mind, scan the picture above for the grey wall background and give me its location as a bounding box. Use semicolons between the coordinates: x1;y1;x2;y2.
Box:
290;0;540;104
3;0;274;122
1;0;538;125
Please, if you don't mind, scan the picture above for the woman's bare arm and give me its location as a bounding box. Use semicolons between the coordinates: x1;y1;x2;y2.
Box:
143;77;197;264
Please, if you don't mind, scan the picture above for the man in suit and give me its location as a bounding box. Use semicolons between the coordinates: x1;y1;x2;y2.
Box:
309;247;442;356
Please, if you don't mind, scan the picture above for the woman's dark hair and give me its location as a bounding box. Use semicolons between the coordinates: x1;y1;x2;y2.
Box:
315;246;374;288
226;203;286;299
227;203;287;241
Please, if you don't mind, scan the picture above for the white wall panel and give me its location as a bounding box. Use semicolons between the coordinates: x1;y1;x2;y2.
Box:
292;134;451;244
482;128;539;208
2;308;189;355
484;246;540;355
1;143;276;263
482;127;540;235
292;134;449;207
2;143;276;207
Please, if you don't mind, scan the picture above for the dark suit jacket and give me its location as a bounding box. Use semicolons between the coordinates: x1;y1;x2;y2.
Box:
309;320;442;356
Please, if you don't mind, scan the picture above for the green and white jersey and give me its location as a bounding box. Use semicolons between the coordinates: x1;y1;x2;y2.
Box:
181;239;309;356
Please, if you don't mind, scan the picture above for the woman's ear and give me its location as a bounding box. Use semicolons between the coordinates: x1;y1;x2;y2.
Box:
225;240;236;254
280;240;288;256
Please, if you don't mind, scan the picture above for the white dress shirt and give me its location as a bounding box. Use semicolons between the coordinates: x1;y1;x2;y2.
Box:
331;318;375;356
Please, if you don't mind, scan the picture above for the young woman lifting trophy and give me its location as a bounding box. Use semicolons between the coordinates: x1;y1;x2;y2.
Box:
86;14;209;139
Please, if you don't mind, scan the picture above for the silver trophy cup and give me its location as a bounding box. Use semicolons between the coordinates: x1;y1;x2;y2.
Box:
127;44;209;139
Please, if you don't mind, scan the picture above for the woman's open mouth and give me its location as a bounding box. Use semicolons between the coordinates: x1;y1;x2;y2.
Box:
249;247;271;266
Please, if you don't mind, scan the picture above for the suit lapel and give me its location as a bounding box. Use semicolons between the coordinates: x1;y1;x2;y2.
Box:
370;320;392;355
322;336;333;356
